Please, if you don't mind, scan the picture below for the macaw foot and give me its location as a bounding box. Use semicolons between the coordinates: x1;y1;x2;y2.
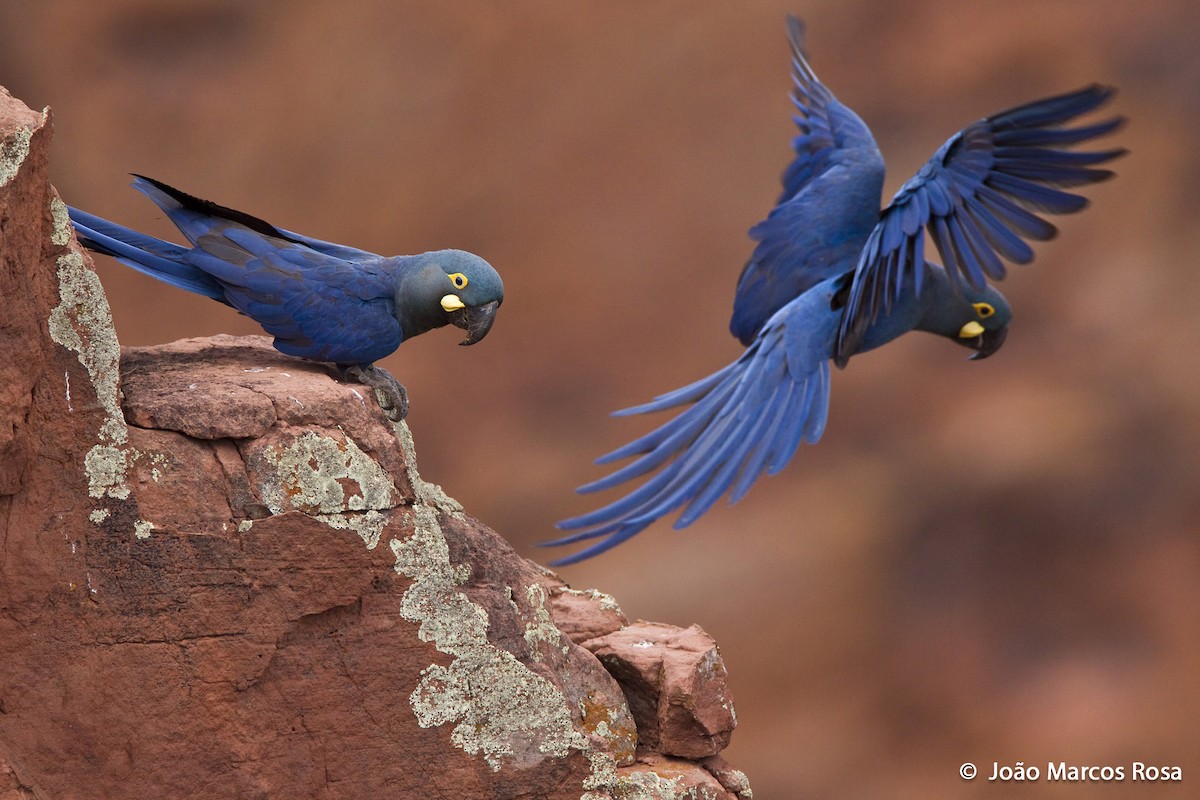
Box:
342;364;409;421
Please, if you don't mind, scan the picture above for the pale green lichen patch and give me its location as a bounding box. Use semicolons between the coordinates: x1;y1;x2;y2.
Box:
81;443;160;501
390;420;637;788
587;751;730;800
48;251;123;441
50;195;70;246
81;444;177;539
147;451;168;482
393;498;580;772
562;586;625;614
83;444;133;500
49;249;130;506
587;764;726;800
582;750;620;800
322;509;388;549
48;230;160;537
523;582;569;660
0;124;32;187
258;430;397;515
255;430;398;548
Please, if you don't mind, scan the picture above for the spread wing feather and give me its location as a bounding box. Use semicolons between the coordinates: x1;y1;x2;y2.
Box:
834;85;1125;365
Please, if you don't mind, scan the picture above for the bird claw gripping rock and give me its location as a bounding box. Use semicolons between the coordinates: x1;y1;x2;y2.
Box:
342;365;410;421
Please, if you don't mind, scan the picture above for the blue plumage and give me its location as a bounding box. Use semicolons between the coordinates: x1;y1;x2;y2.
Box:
550;17;1123;564
70;175;504;419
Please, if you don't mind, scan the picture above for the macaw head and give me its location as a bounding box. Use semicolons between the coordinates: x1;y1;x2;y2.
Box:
400;249;504;345
916;275;1012;360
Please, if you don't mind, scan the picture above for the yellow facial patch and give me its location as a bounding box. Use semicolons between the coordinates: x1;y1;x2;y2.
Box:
448;272;468;290
440;294;466;312
958;320;985;338
973;302;996;319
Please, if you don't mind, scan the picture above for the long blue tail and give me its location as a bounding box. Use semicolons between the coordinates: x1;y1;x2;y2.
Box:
547;317;832;565
68;207;226;301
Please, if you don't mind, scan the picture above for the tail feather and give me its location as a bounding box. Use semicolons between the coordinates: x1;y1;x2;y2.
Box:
548;311;833;565
68;208;225;301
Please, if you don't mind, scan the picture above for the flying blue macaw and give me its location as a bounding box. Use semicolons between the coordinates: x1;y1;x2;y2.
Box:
69;176;504;419
549;17;1124;564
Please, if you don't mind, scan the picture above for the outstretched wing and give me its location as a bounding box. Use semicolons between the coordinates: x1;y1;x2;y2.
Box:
549;280;842;565
730;16;885;345
834;85;1125;365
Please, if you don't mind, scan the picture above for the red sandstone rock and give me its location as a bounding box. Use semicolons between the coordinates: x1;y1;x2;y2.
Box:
0;85;748;799
544;581;629;645
0;757;37;800
702;754;756;799
0;92;56;497
584;622;737;759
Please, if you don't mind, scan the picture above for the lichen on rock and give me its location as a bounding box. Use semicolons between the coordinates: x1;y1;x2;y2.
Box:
391;453;582;770
249;428;398;547
48;249;132;500
0;115;33;186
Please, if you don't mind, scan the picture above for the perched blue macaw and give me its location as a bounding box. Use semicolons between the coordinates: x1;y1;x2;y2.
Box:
549;17;1124;564
69;176;504;419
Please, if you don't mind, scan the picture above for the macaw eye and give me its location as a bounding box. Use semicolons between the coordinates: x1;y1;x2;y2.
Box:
448;272;469;290
972;302;995;319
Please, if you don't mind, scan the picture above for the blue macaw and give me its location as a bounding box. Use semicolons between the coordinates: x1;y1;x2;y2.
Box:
549;17;1124;564
69;176;504;419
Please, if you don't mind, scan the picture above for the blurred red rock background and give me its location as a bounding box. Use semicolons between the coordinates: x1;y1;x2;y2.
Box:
4;1;1197;796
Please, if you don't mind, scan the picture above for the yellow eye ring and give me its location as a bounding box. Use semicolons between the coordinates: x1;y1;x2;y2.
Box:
448;272;468;290
972;302;995;319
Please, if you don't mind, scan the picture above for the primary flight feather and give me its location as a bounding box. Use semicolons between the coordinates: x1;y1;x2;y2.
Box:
549;17;1123;564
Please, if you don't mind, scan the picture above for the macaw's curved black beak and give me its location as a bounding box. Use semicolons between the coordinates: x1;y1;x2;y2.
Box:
451;300;501;346
967;326;1008;361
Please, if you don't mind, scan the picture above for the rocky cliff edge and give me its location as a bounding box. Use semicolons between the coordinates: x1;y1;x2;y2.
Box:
0;86;749;799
